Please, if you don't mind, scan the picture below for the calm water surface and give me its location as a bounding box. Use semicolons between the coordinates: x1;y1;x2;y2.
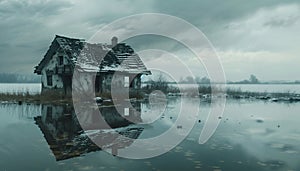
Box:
0;98;299;171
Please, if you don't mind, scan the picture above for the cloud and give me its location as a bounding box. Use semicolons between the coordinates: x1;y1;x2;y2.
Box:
0;0;72;18
0;0;155;73
213;4;300;51
218;50;300;81
152;0;300;33
0;0;299;81
207;4;300;80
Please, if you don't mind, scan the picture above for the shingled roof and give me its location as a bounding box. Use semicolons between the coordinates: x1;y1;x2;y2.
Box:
34;35;151;75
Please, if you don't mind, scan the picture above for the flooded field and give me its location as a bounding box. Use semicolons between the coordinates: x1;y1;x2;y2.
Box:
1;83;300;95
0;83;41;95
0;98;299;171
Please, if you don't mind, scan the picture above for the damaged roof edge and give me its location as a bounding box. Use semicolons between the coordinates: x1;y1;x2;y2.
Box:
34;35;151;75
55;34;85;41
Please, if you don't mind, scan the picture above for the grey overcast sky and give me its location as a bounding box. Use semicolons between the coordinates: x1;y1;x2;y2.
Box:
0;0;300;81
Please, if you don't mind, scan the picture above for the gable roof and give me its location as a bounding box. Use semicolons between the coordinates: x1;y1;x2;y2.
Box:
34;35;151;75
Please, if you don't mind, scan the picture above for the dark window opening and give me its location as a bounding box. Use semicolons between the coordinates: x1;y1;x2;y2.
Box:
47;75;53;86
58;56;64;65
130;78;134;88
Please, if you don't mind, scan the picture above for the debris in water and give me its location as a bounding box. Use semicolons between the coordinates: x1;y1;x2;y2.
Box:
94;97;103;103
256;119;264;123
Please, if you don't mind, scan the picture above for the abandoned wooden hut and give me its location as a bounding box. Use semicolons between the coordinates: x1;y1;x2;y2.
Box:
34;35;151;96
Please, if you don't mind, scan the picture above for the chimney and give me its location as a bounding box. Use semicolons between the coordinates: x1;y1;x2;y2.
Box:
111;36;118;47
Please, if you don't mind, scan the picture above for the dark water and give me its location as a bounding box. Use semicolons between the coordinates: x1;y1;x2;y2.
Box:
0;99;300;171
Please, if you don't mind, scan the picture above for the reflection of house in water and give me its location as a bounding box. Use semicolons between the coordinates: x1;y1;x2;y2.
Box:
34;103;143;161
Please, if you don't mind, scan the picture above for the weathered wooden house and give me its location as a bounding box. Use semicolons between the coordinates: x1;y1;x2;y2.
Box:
34;35;151;96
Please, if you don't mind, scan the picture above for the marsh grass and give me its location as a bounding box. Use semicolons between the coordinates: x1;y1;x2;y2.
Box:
1;84;299;104
150;84;300;102
0;91;72;104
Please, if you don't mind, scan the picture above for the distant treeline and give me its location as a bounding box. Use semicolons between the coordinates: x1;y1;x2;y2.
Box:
167;75;300;84
0;73;40;83
228;75;300;84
